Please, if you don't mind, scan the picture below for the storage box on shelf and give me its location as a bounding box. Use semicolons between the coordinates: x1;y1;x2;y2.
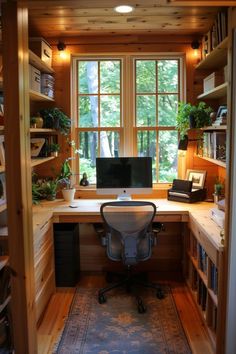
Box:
29;49;55;102
29;37;52;68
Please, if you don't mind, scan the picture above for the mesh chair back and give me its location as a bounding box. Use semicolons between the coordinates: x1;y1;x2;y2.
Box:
100;201;156;265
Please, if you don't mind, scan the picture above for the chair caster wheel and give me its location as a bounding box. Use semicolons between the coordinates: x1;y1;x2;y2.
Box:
156;289;164;299
137;297;146;314
98;294;106;304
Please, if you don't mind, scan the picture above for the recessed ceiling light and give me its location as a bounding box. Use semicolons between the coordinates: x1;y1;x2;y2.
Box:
114;5;134;14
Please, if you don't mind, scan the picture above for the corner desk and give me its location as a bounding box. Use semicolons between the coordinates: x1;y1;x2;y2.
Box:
33;199;223;350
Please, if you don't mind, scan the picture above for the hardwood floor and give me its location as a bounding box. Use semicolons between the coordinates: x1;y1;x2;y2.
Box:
37;274;214;354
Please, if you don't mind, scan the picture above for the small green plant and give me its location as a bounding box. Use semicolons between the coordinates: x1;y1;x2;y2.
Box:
214;180;224;196
41;178;59;200
176;101;212;139
58;159;73;189
39;107;71;135
48;143;60;153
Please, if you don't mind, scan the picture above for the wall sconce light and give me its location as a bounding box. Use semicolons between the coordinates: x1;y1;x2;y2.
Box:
57;41;67;59
57;41;66;51
191;40;200;58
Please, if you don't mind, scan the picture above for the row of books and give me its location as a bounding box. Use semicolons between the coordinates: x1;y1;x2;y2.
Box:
202;10;228;59
202;131;226;162
210;263;218;295
197;278;207;312
190;236;198;258
198;244;207;275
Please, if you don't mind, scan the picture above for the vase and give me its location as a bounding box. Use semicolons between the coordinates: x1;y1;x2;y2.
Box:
35;116;44;128
62;188;76;203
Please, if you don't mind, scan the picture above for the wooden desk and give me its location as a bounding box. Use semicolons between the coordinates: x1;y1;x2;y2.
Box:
33;198;223;272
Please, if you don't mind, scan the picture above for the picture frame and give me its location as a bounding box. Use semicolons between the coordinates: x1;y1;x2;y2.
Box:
30;138;45;157
186;169;206;189
216;105;227;118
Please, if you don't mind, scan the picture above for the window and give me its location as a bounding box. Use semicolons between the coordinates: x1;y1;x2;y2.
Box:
135;59;179;182
72;55;184;185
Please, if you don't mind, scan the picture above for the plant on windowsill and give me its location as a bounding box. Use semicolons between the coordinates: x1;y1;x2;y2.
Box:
176;101;213;139
213;178;224;204
58;158;76;203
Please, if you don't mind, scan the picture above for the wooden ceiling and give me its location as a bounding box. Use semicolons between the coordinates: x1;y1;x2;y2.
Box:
22;1;236;37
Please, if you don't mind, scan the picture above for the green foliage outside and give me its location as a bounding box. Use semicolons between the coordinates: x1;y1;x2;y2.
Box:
77;59;179;183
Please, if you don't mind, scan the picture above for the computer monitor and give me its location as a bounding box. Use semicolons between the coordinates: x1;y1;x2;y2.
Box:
96;157;153;200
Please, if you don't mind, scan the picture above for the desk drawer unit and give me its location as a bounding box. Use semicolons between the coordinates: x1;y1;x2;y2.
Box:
33;218;55;324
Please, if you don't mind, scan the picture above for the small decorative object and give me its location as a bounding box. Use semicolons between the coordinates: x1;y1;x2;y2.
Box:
80;172;89;186
213;105;227;126
30;138;45;157
30;116;37;128
35;113;44;128
176;101;212;138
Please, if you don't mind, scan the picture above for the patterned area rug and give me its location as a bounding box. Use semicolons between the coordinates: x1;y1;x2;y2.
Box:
55;287;192;354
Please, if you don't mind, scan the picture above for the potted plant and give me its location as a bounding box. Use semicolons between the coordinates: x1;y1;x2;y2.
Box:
39;107;71;135
176;101;213;139
213;179;224;203
41;178;59;201
48;143;60;157
58;159;76;202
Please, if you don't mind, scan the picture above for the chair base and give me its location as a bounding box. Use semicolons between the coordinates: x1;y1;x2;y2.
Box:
98;269;164;312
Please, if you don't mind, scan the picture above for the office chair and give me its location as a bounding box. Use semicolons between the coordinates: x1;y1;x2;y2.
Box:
97;201;164;313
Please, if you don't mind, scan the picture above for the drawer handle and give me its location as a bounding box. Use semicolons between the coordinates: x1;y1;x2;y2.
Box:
40;220;49;230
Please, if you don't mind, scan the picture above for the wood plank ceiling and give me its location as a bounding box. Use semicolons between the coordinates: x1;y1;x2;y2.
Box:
24;0;236;38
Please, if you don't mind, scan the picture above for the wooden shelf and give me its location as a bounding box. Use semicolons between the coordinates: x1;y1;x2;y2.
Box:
196;155;226;168
29;90;54;102
201;125;227;131
0;256;9;271
197;82;227;100
196;37;228;70
29;50;54;74
30;128;57;134
31;156;55;167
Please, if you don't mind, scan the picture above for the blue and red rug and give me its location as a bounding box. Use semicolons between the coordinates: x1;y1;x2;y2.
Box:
55;287;191;354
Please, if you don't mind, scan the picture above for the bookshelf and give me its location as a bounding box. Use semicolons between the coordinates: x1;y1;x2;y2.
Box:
186;215;223;349
197;37;228;70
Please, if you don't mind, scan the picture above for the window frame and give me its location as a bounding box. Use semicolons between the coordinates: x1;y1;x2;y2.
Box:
71;53;186;189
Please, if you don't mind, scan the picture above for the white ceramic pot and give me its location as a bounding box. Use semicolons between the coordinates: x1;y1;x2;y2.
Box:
62;188;76;203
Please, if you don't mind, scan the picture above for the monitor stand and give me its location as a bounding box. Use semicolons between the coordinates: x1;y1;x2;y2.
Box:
117;193;132;201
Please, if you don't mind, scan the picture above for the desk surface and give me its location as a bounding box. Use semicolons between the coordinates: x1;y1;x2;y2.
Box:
33;198;223;250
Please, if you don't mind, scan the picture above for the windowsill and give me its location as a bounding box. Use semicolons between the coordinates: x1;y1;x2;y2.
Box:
76;183;172;192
